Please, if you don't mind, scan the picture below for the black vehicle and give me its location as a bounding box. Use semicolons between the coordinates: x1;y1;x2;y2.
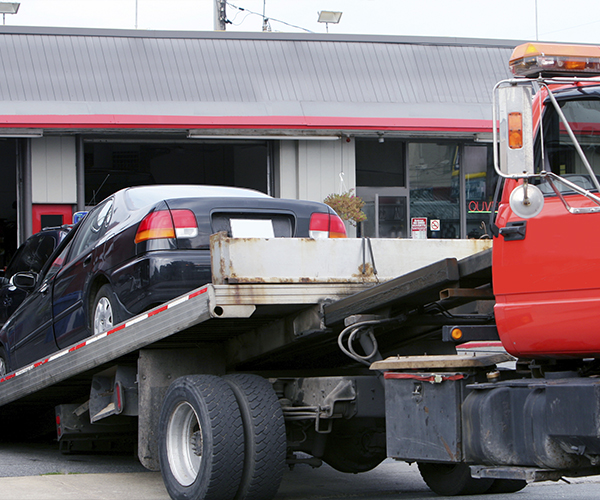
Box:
0;185;347;373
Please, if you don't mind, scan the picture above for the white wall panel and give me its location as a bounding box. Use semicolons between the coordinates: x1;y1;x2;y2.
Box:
278;139;356;203
277;138;357;236
31;137;77;204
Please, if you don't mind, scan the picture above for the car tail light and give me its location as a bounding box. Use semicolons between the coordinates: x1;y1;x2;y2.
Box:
309;213;347;239
171;210;199;238
135;209;198;244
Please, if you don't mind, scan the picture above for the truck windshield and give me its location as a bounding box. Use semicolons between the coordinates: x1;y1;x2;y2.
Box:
537;95;600;193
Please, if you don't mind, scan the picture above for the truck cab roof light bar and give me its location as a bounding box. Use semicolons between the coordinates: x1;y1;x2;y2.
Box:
510;42;600;78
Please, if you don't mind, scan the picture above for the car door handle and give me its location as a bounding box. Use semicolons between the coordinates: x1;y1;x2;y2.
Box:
39;282;49;294
83;255;92;267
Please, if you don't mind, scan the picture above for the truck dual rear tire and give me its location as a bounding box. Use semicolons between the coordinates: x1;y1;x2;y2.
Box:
159;373;286;500
224;374;286;500
158;375;245;500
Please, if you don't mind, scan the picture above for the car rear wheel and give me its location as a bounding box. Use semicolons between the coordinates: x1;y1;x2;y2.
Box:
92;284;120;335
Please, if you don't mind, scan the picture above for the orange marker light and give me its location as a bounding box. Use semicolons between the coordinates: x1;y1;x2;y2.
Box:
508;112;523;149
451;328;463;341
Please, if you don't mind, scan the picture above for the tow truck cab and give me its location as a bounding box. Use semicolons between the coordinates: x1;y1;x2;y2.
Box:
493;42;600;359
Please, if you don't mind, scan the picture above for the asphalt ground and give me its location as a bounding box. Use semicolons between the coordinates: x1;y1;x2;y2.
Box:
2;442;600;500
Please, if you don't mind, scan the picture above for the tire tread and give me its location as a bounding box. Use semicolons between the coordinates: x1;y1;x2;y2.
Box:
225;374;286;500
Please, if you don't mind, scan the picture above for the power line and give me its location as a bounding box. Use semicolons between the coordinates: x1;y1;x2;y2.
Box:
226;1;313;33
540;18;600;37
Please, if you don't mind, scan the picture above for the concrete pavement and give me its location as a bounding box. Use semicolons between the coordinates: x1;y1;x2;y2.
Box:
3;450;600;500
0;457;427;500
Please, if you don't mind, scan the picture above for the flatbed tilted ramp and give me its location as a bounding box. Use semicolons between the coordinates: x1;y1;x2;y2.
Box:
0;282;368;408
0;238;492;410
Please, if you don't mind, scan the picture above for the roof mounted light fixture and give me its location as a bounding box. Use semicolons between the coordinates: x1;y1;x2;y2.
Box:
187;130;340;141
317;11;342;33
0;2;19;25
0;128;43;138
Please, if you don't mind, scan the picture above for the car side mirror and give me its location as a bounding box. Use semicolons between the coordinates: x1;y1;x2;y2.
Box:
10;272;38;291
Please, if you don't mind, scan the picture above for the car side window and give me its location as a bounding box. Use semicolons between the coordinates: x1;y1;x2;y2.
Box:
69;199;114;261
45;242;71;282
5;233;57;278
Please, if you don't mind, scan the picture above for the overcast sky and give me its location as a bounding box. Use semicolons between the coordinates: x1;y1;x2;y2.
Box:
3;0;600;44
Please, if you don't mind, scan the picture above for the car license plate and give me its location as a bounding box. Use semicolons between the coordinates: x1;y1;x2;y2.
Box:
230;219;275;238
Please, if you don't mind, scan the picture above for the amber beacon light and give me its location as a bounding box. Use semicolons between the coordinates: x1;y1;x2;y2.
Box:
509;42;600;77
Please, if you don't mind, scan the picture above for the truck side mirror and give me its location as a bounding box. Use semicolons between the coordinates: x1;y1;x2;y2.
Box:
496;84;535;177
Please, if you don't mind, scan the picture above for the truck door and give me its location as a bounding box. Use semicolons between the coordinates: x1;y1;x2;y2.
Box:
494;92;600;358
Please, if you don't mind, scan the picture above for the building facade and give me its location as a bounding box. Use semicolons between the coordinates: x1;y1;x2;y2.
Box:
0;26;516;264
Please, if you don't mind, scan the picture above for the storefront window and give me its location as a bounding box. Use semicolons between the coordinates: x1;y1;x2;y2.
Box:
464;144;496;238
408;143;460;239
356;139;408;238
356;139;496;239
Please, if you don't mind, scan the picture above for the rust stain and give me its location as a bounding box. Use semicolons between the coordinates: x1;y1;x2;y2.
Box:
439;436;456;461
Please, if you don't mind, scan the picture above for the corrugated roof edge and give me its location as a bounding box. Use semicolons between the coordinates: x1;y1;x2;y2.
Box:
0;24;525;47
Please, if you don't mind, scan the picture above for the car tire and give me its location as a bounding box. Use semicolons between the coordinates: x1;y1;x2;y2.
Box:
158;375;244;500
418;462;494;496
487;478;528;493
0;346;9;377
224;374;286;500
92;284;120;335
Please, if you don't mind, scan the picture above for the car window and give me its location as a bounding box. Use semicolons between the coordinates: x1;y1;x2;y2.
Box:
69;198;114;260
5;232;59;278
45;242;71;282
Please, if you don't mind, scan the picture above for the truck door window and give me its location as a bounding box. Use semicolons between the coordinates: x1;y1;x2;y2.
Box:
537;96;600;193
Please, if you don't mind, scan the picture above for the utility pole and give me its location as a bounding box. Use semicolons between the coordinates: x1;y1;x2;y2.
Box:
535;0;538;40
214;0;227;31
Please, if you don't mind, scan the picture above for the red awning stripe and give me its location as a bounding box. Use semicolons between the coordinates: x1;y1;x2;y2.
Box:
0;114;492;133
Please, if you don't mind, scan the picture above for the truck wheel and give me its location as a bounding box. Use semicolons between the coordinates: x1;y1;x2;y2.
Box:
0;347;8;377
487;479;527;493
92;284;120;335
322;418;386;473
418;462;494;496
224;374;286;500
158;375;244;500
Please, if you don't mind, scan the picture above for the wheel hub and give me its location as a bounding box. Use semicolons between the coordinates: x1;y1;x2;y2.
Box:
94;297;113;334
191;430;203;456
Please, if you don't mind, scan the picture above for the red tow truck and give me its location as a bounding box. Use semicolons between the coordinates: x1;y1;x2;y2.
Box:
3;41;600;500
376;42;600;495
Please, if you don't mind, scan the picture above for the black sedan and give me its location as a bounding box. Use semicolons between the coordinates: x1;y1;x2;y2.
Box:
0;185;347;373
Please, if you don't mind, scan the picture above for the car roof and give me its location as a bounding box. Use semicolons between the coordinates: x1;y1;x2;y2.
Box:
122;185;271;210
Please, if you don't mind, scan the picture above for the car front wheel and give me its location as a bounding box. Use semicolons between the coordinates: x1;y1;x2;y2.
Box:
0;347;8;377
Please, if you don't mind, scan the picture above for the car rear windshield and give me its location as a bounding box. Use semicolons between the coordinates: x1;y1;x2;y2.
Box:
125;185;271;210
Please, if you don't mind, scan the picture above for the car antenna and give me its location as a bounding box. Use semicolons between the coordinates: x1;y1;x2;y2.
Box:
89;174;110;206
